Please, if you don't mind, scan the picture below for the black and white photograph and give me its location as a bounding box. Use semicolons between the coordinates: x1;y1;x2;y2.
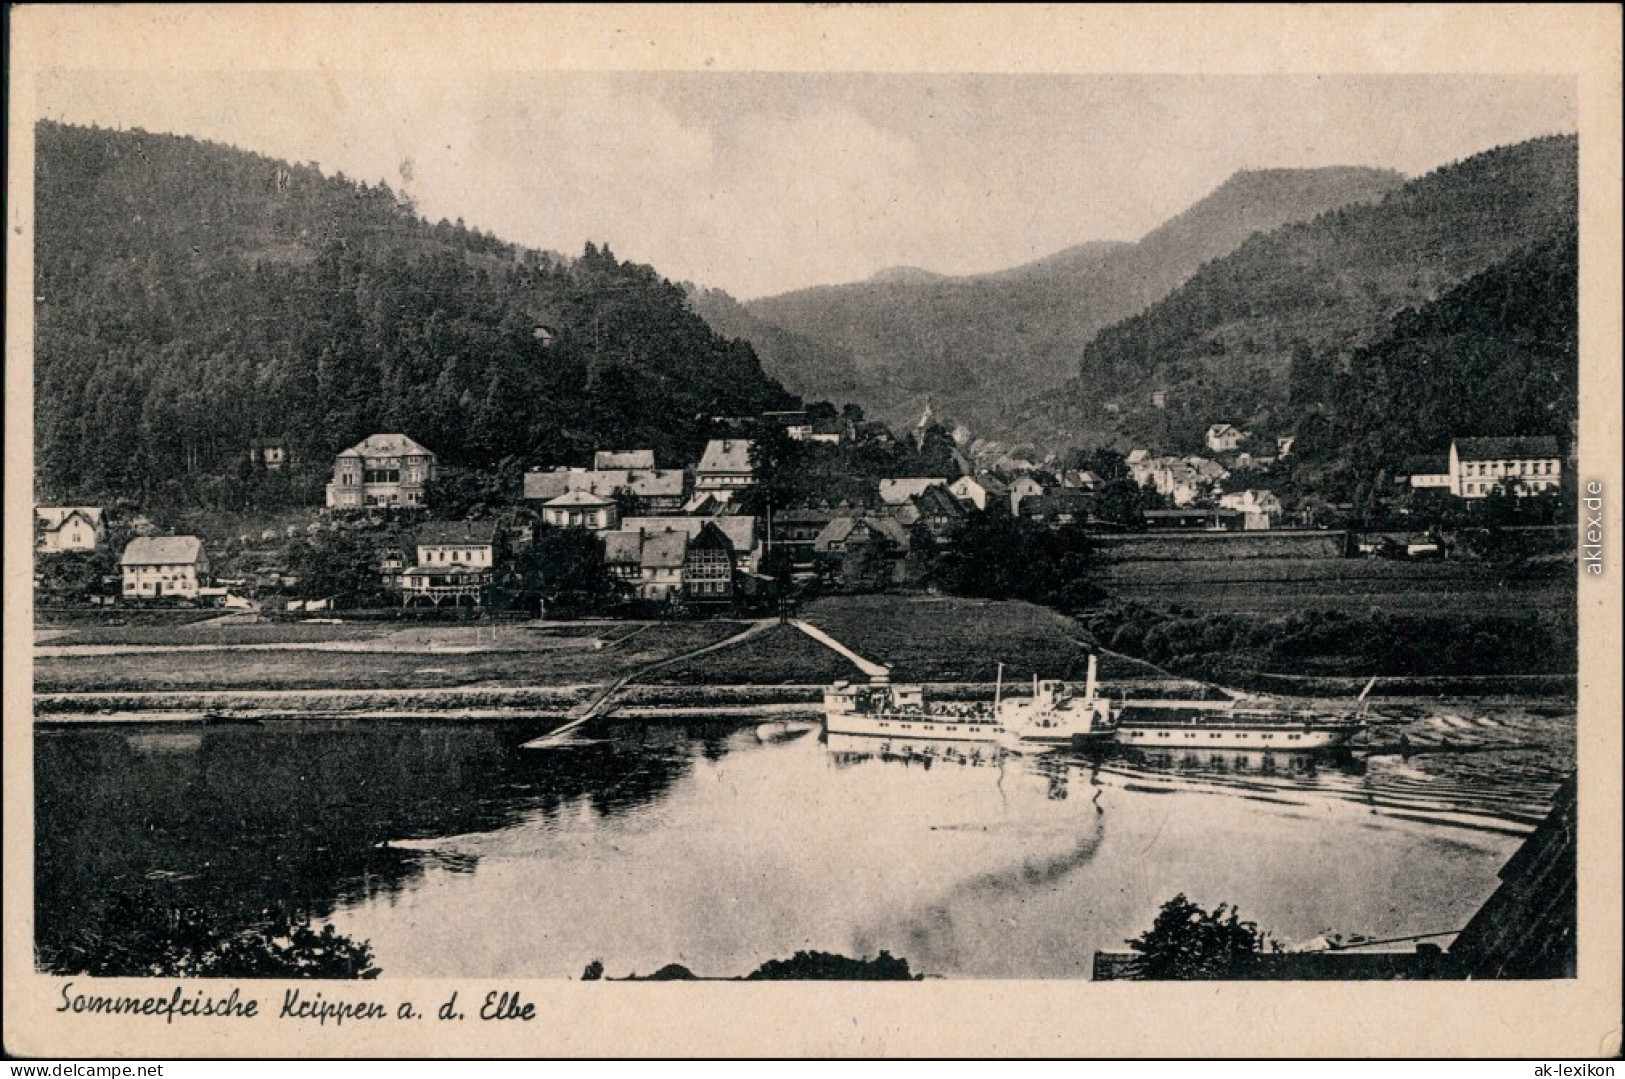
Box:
7;4;1621;1061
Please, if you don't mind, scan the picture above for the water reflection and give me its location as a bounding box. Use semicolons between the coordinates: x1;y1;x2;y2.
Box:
36;704;1573;980
35;719;701;968
1112;745;1361;778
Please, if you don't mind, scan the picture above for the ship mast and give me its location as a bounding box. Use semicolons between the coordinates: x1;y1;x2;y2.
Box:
994;662;1004;709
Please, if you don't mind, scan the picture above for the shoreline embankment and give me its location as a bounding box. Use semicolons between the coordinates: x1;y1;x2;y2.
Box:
32;673;1575;725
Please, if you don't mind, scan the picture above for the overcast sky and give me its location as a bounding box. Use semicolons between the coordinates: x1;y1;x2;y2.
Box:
38;72;1575;299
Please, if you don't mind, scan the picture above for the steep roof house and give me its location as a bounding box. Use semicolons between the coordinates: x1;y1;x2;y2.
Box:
36;506;105;554
120;536;208;599
623;516;760;572
878;477;948;505
694;439;756;497
1205;423;1246;453
813;515;905;554
813;516;910;586
949;473;1009;512
1008;475;1047;516
603;530;647;595
683;521;738;605
638;531;689;602
899;484;967;538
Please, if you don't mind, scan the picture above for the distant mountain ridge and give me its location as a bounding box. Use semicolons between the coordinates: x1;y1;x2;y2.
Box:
866;266;951;285
684;284;885;409
1017;134;1578;455
733;165;1405;430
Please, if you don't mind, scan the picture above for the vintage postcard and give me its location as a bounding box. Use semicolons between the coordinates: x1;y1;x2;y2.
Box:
5;4;1621;1059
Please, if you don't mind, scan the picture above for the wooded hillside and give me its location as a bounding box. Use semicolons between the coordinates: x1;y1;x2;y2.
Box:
34;121;795;508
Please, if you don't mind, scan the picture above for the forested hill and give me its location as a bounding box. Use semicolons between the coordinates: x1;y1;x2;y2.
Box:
1018;134;1578;455
739;166;1403;431
33;121;795;507
1337;227;1577;474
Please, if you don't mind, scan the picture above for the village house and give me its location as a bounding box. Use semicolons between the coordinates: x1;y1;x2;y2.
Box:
623;515;760;573
948;473;1009;512
879;477;948;505
1130;454;1228;507
400;521;497;607
523;464;687;515
1185;456;1230;486
1218;489;1284;520
1150;389;1168;410
1019;490;1095;527
325;433;437;509
1205;423;1247;454
1275;435;1296;459
1007;475;1047;515
694;439;756;498
248;436;291;471
637;531;689;603
1167;473;1204;507
121;536;209;600
813;515;911;585
1448;436;1563;498
682;521;738;605
814;515;908;555
36;507;105;553
1059;469;1101;492
371;534;413;590
540;490;621;531
603;528;731;605
771;507;843;566
893;484;968;539
603;531;646;595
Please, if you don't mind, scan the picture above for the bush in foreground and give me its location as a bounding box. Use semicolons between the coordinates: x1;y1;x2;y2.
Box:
39;890;380;979
1123;894;1277;980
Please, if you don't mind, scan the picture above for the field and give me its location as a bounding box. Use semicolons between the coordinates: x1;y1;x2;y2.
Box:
647;623;864;685
647;597;1187;688
798;595;1172;683
1096;558;1575;616
37;618;648;650
1095;531;1342;562
34;622;742;694
1093;526;1575;564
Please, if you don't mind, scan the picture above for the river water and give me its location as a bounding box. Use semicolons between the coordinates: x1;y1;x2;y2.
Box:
35;702;1573;979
